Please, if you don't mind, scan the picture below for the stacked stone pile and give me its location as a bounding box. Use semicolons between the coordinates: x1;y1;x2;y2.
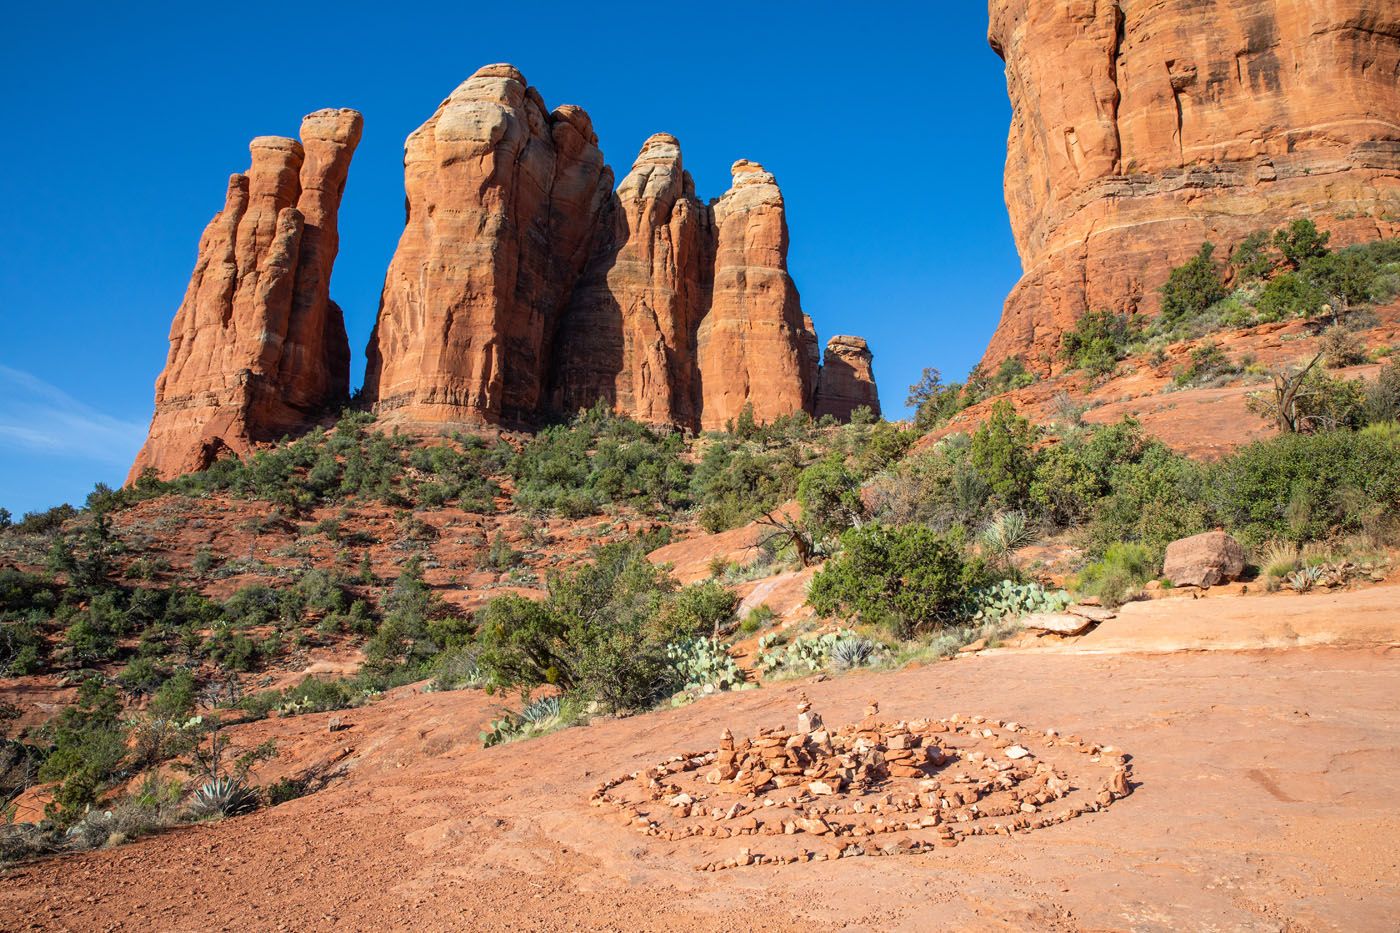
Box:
590;696;1133;870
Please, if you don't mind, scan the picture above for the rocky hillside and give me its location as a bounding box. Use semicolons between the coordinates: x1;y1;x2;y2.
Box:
130;65;879;483
982;0;1400;370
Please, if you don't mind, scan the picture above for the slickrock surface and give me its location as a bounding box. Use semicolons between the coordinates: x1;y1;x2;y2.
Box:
129;110;362;480
4;647;1396;930
593;698;1130;871
981;0;1400;370
813;335;880;421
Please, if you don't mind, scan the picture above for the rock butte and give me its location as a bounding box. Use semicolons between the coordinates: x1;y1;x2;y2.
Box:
129;109;362;482
981;0;1400;372
132;65;878;480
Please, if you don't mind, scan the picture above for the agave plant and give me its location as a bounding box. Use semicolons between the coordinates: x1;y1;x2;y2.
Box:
186;777;259;820
520;695;561;724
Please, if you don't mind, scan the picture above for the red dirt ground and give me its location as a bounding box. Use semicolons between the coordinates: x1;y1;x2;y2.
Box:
3;624;1397;930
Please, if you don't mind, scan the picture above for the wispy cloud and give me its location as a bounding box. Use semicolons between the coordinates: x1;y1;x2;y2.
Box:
0;365;147;466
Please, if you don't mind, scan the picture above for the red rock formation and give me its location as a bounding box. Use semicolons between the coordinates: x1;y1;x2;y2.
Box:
129;109;362;481
815;336;880;421
551;133;713;426
695;160;815;430
363;64;612;429
368;71;867;433
134;65;879;482
982;0;1400;371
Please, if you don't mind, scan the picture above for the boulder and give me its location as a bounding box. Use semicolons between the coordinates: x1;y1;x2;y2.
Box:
1163;531;1247;588
1022;613;1096;636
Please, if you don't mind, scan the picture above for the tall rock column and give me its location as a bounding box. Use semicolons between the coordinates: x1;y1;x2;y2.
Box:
695;160;814;430
982;0;1400;371
815;336;880;421
363;64;612;428
551;133;713;427
129;109;361;481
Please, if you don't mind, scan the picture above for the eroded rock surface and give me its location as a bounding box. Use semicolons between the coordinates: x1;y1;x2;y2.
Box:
363;64;613;428
815;336;880;421
982;0;1400;370
365;69;873;432
130;109;362;481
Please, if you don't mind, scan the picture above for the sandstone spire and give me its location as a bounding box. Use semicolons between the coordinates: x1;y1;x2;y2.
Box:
363;64;613;428
551;133;713;427
695;160;814;430
815;336;880;421
981;0;1400;371
129;109;362;481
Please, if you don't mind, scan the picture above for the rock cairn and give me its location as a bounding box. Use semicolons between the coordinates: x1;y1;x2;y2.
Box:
590;696;1133;871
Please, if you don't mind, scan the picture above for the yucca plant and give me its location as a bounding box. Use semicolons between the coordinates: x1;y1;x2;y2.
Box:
830;636;877;670
980;511;1037;564
186;777;258;820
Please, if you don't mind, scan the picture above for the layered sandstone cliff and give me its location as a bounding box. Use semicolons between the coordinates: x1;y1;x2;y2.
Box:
129;109;362;481
982;0;1400;370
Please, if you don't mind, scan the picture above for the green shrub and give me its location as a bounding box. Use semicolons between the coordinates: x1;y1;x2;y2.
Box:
1273;219;1330;270
808;524;987;635
1206;429;1400;546
37;679;128;821
1229;230;1275;281
907;368;971;431
970;401;1038;508
1365;360;1400;424
1160;243;1228;325
1060;309;1138;376
1086;444;1210;559
1255;271;1326;321
1173;341;1239;387
1075;543;1156;608
475;543;691;714
797;456;863;542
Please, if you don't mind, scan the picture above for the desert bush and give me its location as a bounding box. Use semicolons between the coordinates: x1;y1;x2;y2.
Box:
1060;309;1138;376
808;524;987;636
475;543;695;714
907;367;971;431
1173;341;1240;387
1321;325;1368;368
1206;428;1400;546
1085;444;1210;559
513;403;689;517
1160;243;1229;325
1075;543;1157;608
970;401;1038;508
797;455;864;543
1365;359;1400;423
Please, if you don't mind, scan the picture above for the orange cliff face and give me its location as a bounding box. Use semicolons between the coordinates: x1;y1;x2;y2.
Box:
128;109;362;482
982;0;1400;372
129;65;880;482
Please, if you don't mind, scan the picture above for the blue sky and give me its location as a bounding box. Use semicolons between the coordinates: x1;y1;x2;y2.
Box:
0;2;1019;516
